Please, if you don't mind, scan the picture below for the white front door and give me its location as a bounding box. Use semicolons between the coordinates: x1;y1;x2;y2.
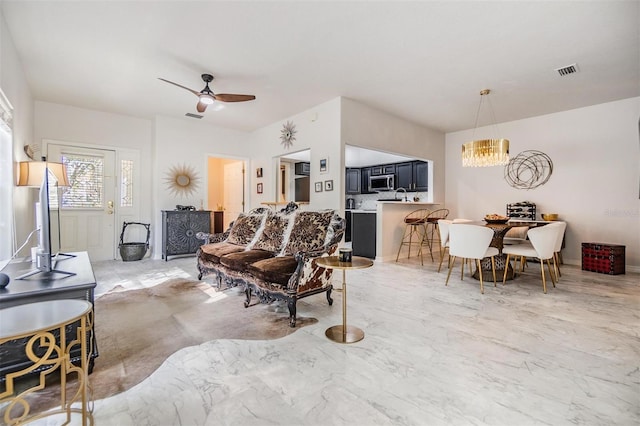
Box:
47;143;117;260
223;161;245;229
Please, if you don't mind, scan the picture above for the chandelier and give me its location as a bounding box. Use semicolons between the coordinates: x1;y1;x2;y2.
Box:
462;89;510;167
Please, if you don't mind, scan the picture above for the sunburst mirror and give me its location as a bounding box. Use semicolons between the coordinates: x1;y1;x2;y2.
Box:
164;163;200;198
280;120;297;149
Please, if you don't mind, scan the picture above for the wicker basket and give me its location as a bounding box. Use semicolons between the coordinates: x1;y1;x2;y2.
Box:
119;222;150;261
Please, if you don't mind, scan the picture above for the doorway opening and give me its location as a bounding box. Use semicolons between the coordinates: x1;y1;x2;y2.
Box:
207;156;246;230
277;149;310;205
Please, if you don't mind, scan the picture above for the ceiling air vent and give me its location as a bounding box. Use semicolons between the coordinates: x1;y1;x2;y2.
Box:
185;113;203;119
555;63;579;76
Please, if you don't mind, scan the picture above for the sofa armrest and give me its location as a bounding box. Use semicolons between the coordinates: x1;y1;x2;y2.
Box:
286;250;332;294
325;216;346;248
196;231;229;244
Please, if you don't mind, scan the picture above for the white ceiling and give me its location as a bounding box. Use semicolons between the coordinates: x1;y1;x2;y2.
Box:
281;145;414;168
2;1;638;134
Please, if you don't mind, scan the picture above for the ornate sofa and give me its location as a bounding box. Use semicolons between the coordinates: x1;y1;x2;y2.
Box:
196;203;345;327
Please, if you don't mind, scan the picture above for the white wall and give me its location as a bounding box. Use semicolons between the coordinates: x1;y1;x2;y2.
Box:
34;101;154;254
247;97;342;211
153;115;250;257
1;8;34;256
341;97;446;203
445;97;640;270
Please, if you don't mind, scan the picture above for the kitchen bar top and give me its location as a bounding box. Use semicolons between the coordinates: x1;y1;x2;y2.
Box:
377;201;440;205
347;201;442;213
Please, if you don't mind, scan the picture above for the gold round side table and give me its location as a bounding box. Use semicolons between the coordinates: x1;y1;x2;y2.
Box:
316;255;373;344
0;299;94;425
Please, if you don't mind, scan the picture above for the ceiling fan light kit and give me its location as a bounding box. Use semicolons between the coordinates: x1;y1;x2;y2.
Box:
159;73;255;113
462;89;510;167
199;95;215;105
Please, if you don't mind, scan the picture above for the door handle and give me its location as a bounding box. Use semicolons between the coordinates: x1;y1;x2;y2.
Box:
107;200;114;215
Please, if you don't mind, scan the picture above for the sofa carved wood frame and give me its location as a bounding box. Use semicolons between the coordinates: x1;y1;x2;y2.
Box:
196;205;345;327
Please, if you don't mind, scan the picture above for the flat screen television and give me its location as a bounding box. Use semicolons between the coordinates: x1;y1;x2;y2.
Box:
17;167;75;279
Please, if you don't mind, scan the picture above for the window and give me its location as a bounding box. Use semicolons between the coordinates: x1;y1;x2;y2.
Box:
120;159;133;207
0;126;13;259
61;154;104;208
0;89;14;259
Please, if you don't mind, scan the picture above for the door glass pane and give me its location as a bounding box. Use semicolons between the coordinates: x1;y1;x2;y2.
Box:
61;154;104;208
120;159;133;207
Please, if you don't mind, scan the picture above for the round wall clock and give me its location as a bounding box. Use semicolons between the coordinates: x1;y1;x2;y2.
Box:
280;120;297;149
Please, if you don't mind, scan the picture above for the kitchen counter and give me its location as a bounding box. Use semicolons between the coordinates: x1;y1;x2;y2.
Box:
375;201;442;262
377;201;439;206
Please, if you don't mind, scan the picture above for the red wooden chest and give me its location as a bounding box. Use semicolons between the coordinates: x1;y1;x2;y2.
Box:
581;243;625;275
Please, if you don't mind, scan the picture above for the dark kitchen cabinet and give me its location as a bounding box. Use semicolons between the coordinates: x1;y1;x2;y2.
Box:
371;164;395;176
352;212;376;259
413;161;429;191
345;210;352;242
360;167;374;194
370;166;383;176
395;161;428;191
345;168;361;194
396;162;413;190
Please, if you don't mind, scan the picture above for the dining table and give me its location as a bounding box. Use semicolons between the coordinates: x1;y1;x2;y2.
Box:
468;220;551;281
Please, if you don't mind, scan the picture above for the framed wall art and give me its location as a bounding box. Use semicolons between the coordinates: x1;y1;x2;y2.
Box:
257;183;263;194
256;167;263;178
319;158;328;174
315;182;323;192
324;180;334;191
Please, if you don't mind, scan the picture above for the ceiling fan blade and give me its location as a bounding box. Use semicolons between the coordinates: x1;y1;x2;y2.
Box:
214;94;256;102
158;78;200;97
196;101;208;113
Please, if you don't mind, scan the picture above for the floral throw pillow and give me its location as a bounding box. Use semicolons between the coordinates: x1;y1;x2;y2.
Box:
282;210;334;256
252;212;292;253
227;213;266;246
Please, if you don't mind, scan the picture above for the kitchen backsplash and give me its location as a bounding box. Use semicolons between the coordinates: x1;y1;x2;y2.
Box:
348;192;429;210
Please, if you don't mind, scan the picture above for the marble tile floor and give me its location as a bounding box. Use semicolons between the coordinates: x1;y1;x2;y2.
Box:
38;255;639;425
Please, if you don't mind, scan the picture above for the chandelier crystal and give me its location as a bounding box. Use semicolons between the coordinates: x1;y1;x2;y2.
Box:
462;89;510;167
462;139;510;167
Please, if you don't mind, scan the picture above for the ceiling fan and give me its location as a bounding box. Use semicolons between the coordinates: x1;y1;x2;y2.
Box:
158;73;255;113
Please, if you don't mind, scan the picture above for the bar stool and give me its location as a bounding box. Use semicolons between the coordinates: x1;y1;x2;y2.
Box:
422;208;450;261
395;209;431;265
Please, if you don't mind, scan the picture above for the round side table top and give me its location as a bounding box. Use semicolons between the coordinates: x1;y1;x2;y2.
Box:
0;299;92;339
316;256;373;270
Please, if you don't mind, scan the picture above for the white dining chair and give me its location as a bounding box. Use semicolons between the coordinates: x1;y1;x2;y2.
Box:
502;224;560;293
437;219;473;273
436;219;452;272
551;221;567;280
445;224;499;294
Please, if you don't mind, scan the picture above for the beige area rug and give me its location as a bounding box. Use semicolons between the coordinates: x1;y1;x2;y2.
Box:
10;279;316;415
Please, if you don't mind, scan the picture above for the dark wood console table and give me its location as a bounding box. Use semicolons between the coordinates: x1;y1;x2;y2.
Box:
0;251;99;381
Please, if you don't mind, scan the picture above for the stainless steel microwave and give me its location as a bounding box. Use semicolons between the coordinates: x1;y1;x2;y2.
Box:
369;174;394;192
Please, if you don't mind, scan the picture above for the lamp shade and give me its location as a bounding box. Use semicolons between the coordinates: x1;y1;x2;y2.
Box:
17;161;70;187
